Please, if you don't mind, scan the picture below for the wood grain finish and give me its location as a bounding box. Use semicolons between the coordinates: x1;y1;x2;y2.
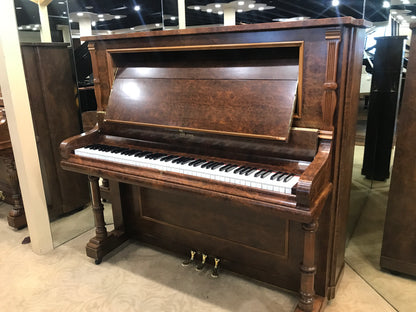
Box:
20;43;90;219
380;29;416;277
60;18;367;312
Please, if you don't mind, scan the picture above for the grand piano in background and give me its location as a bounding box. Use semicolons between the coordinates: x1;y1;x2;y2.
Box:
60;18;368;311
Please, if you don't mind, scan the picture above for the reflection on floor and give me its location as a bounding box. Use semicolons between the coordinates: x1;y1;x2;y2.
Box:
0;145;414;311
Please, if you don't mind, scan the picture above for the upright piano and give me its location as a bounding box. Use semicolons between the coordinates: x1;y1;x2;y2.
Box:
61;18;367;311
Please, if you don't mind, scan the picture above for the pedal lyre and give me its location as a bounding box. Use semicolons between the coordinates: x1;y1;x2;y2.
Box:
211;258;220;278
182;250;196;266
196;253;207;271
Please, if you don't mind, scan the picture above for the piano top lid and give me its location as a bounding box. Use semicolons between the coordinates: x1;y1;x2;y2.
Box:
81;17;370;42
105;57;299;142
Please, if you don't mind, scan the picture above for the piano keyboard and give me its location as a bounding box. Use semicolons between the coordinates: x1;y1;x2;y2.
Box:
75;144;300;194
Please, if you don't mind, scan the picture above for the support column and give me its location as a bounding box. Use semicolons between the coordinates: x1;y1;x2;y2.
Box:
79;17;92;43
297;221;318;312
88;176;108;241
38;4;52;43
0;0;53;254
178;0;186;29
224;7;236;26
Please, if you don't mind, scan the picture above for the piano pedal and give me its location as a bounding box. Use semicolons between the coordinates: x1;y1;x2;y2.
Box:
196;253;208;271
211;258;220;278
182;250;196;266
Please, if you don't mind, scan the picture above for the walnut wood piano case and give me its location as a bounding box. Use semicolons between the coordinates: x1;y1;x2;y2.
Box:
61;18;368;312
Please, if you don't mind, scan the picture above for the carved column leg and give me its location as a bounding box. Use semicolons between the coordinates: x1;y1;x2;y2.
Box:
85;176;128;264
297;221;318;312
89;175;107;240
6;158;27;229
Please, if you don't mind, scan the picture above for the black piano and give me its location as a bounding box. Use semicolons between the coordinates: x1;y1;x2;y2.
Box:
60;18;368;312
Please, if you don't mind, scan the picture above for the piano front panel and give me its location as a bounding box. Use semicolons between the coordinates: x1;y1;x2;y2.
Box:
116;182;305;293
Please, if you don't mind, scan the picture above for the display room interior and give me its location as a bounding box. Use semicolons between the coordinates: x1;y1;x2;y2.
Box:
0;0;415;311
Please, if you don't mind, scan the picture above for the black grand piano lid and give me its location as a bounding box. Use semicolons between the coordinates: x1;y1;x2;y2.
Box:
105;46;299;142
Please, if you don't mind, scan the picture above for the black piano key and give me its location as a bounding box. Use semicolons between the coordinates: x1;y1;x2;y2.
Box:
233;166;246;174
284;173;295;182
160;155;176;161
188;159;201;166
239;167;252;175
211;162;224;170
270;172;282;180
276;173;287;181
192;160;207;167
254;169;266;177
180;158;194;165
261;170;273;179
225;165;238;172
201;161;215;169
219;164;231;171
151;153;168;160
136;151;153;158
245;168;257;176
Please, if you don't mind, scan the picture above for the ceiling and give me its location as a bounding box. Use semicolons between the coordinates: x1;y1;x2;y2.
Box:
13;0;401;33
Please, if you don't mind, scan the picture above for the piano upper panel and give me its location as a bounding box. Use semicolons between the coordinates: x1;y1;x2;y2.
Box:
86;17;368;131
106;44;299;142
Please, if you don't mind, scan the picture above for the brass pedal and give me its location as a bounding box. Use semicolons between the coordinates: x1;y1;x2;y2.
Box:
211;258;220;278
196;253;207;271
182;250;196;266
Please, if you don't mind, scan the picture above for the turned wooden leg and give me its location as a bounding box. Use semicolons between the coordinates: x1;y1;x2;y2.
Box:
6;158;26;229
297;221;318;312
88;175;107;241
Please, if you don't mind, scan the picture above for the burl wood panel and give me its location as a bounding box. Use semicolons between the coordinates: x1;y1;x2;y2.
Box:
380;28;416;277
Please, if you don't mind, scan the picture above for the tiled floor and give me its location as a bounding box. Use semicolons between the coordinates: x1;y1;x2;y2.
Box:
0;146;414;311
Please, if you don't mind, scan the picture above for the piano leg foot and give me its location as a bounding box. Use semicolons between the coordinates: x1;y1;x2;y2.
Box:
296;221;319;312
95;258;102;265
85;176;128;263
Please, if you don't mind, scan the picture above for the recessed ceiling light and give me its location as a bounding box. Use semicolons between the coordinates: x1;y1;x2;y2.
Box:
215;4;221;8
69;19;73;23
332;0;340;6
207;8;213;13
115;15;121;19
85;6;93;9
91;21;96;26
18;26;23;30
98;14;104;18
238;1;244;5
77;12;84;17
258;7;265;11
58;1;65;4
130;27;134;30
25;25;31;29
402;0;410;4
170;16;176;20
194;6;201;10
411;15;416;19
155;23;160;27
134;5;140;11
218;11;224;15
382;1;390;8
99;18;104;21
248;4;255;9
237;9;243;13
16;6;22;10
